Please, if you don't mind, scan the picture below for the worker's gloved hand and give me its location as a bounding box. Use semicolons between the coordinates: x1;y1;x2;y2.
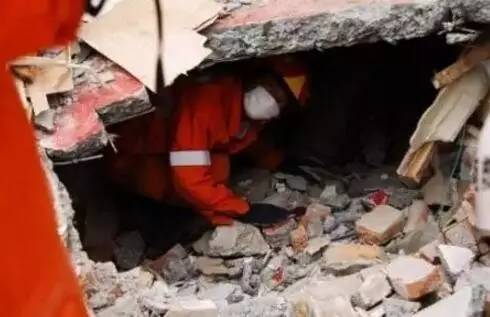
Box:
237;203;291;227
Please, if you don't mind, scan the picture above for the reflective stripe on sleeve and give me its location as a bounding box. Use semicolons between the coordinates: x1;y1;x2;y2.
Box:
169;150;211;166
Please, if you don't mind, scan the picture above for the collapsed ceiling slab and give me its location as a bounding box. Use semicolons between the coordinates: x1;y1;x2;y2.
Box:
204;0;490;64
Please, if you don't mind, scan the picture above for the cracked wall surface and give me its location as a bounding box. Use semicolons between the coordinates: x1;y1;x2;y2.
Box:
204;0;490;65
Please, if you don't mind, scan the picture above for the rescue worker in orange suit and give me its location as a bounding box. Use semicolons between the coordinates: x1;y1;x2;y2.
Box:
110;60;309;226
0;1;89;316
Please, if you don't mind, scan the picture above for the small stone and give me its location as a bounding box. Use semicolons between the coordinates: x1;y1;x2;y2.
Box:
290;224;308;253
403;200;430;234
369;304;386;317
219;296;291;317
84;262;119;310
300;296;358;317
286;175;308;192
414;286;486;317
165;299;218;317
356;205;405;245
148;244;193;284
419;239;442;263
386;220;441;255
330;223;355;241
383;298;421;317
195;257;231;276
262;218;297;249
97;295;141;317
445;220;478;253
305;236;331;256
353;272;392;309
240;258;261;296
386;256;442;300
323;215;338;233
438;244;475;280
261;255;287;290
388;188;422;210
301;203;331;238
114;230;145;270
323;243;385;275
193;222;270;257
197;283;241;303
321;185;352;210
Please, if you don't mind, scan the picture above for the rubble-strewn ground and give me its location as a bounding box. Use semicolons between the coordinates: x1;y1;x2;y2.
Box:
76;157;485;317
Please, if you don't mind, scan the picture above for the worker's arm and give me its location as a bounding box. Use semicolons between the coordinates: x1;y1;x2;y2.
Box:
170;82;249;218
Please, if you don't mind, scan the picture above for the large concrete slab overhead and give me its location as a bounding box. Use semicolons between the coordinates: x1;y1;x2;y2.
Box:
204;0;490;64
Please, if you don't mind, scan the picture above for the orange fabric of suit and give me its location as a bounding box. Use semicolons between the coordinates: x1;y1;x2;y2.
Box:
0;1;88;317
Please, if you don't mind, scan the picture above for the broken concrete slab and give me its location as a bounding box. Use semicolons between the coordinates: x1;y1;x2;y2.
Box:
386;256;442;300
356;205;405;245
386;219;441;255
322;243;385;275
204;0;490;65
193;222;270;257
39;54;153;160
383;298;421;317
414;286;486;317
438;244;475;280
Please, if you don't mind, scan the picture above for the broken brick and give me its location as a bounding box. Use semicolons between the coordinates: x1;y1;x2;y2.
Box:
322;243;385;275
356;205;405;245
290;224;308;253
386;256;442;300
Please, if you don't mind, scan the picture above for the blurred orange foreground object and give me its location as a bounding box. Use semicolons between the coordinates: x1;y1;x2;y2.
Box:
0;1;88;317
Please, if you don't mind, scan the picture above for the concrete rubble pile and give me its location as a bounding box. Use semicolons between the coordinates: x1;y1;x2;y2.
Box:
76;34;490;316
16;0;490;316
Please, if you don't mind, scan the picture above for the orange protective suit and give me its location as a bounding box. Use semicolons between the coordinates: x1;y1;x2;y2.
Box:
0;1;88;317
110;61;309;225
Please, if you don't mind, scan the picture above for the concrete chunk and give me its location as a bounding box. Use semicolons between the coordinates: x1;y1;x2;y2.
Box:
301;203;331;238
262;218;297;249
353;272;392;309
323;243;385;275
438;244;475;279
403;200;430;234
193;222;270;257
383;298;421;317
386;256;442;300
356;205;405;245
165;299;218;317
414;286;486;317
